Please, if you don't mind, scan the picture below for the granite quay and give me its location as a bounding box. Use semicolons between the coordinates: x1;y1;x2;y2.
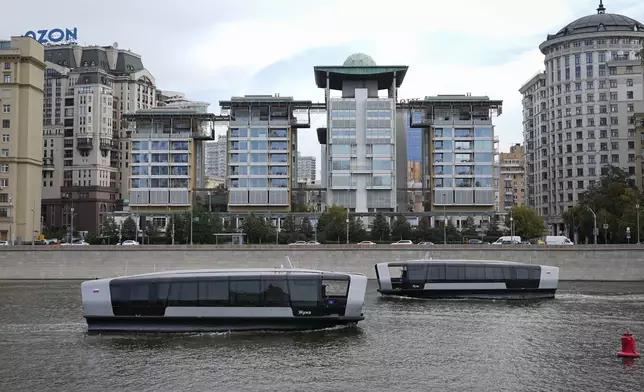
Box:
1;245;643;281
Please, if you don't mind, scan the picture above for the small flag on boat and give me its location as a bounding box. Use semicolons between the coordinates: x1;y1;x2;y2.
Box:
92;288;100;293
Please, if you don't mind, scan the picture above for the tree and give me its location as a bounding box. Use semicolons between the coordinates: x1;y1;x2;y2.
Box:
444;219;462;243
279;215;299;244
101;216;119;242
121;217;137;240
505;205;546;240
189;209;223;244
461;216;479;239
241;214;275;244
144;220;160;242
563;166;640;243
391;214;413;241
348;216;367;243
414;216;432;242
317;205;348;243
300;217;314;241
484;218;504;239
371;213;390;242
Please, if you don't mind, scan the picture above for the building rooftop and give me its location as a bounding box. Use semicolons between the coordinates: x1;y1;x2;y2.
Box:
545;1;644;42
219;95;314;109
314;53;408;90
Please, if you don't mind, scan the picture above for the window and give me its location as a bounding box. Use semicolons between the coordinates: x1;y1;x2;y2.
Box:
2;104;9;113
1;164;8;173
332;144;350;154
3;75;10;83
1;119;9;128
1;134;8;143
0;149;8;157
229;279;262;306
260;277;290;307
198;279;229;306
288;277;320;308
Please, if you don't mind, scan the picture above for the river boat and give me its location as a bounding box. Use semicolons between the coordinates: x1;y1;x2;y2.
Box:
375;260;559;300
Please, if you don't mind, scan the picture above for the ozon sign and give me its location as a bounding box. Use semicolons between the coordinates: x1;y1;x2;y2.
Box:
24;27;78;45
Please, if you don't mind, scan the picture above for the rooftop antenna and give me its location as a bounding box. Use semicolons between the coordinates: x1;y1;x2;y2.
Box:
597;0;606;14
285;255;294;269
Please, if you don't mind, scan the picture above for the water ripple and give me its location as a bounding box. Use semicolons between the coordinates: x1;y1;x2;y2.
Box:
0;280;643;392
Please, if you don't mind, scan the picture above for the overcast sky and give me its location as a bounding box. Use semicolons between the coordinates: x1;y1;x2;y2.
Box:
4;0;644;169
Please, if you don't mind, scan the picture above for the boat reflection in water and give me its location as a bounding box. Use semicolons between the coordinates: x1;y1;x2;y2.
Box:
375;260;559;300
81;266;368;333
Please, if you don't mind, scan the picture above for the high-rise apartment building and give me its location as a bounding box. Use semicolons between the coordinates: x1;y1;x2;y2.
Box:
205;134;227;179
407;95;501;219
221;95;313;212
40;42;157;234
296;154;316;182
521;2;644;234
0;37;45;244
124;103;214;222
314;53;408;214
499;143;525;210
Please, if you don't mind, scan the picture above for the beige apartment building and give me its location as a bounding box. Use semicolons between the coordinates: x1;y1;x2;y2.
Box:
499;143;525;210
40;42;157;235
0;37;45;243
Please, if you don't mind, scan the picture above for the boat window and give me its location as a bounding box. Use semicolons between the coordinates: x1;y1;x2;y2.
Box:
178;282;199;306
156;282;171;303
198;280;230;306
427;264;446;282
465;266;486;281
406;265;428;281
321;279;349;298
484;266;504;280
260;277;290;307
130;283;150;301
446;265;466;280
110;283;124;303
288;278;320;307
516;268;530;280
229;279;262;307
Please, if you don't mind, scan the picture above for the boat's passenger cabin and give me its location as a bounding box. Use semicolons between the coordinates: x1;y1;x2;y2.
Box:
109;274;352;318
379;262;542;290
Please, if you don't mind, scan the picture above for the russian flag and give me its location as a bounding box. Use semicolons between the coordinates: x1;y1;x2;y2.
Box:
92;288;100;294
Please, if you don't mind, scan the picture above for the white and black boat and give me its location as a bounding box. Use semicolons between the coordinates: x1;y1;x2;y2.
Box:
81;267;368;333
375;260;559;300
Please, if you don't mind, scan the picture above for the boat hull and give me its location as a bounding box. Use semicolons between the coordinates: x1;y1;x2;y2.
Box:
378;288;557;300
85;315;364;333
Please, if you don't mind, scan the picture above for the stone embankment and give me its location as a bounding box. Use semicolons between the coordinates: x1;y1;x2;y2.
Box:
0;244;642;280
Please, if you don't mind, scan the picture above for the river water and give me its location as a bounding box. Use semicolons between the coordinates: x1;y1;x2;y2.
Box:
0;280;643;392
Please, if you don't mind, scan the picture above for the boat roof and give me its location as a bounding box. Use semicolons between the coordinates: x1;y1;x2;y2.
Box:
377;259;553;267
85;268;365;283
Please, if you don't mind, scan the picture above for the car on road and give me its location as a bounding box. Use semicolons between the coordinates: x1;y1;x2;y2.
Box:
306;241;321;245
418;241;434;246
121;240;140;246
358;240;376;245
289;241;310;246
391;240;414;245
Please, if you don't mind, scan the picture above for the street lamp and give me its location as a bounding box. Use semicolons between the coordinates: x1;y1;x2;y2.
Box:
207;191;212;213
70;206;75;243
587;206;597;245
8;196;13;246
345;215;350;244
637;203;640;244
31;207;35;246
442;194;447;245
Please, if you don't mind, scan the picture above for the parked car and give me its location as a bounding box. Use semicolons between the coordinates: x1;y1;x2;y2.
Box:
391;240;414;245
289;241;309;246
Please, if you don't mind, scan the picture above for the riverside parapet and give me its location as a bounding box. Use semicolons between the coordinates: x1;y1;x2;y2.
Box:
0;244;643;281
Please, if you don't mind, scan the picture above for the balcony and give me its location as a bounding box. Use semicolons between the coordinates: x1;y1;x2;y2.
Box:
99;139;112;151
76;138;93;150
111;140;120;151
42;158;54;171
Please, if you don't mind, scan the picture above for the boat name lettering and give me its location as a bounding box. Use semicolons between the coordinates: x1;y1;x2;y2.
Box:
297;310;312;316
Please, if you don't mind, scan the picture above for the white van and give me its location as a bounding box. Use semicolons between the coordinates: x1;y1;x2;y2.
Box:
545;235;574;245
491;236;522;245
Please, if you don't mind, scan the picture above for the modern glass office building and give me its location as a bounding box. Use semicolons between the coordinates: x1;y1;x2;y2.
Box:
406;111;423;163
220;95;313;212
407;95;502;213
314;53;409;213
125;105;215;214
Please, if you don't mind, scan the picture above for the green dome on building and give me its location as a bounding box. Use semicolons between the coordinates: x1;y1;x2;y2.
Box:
342;53;376;67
